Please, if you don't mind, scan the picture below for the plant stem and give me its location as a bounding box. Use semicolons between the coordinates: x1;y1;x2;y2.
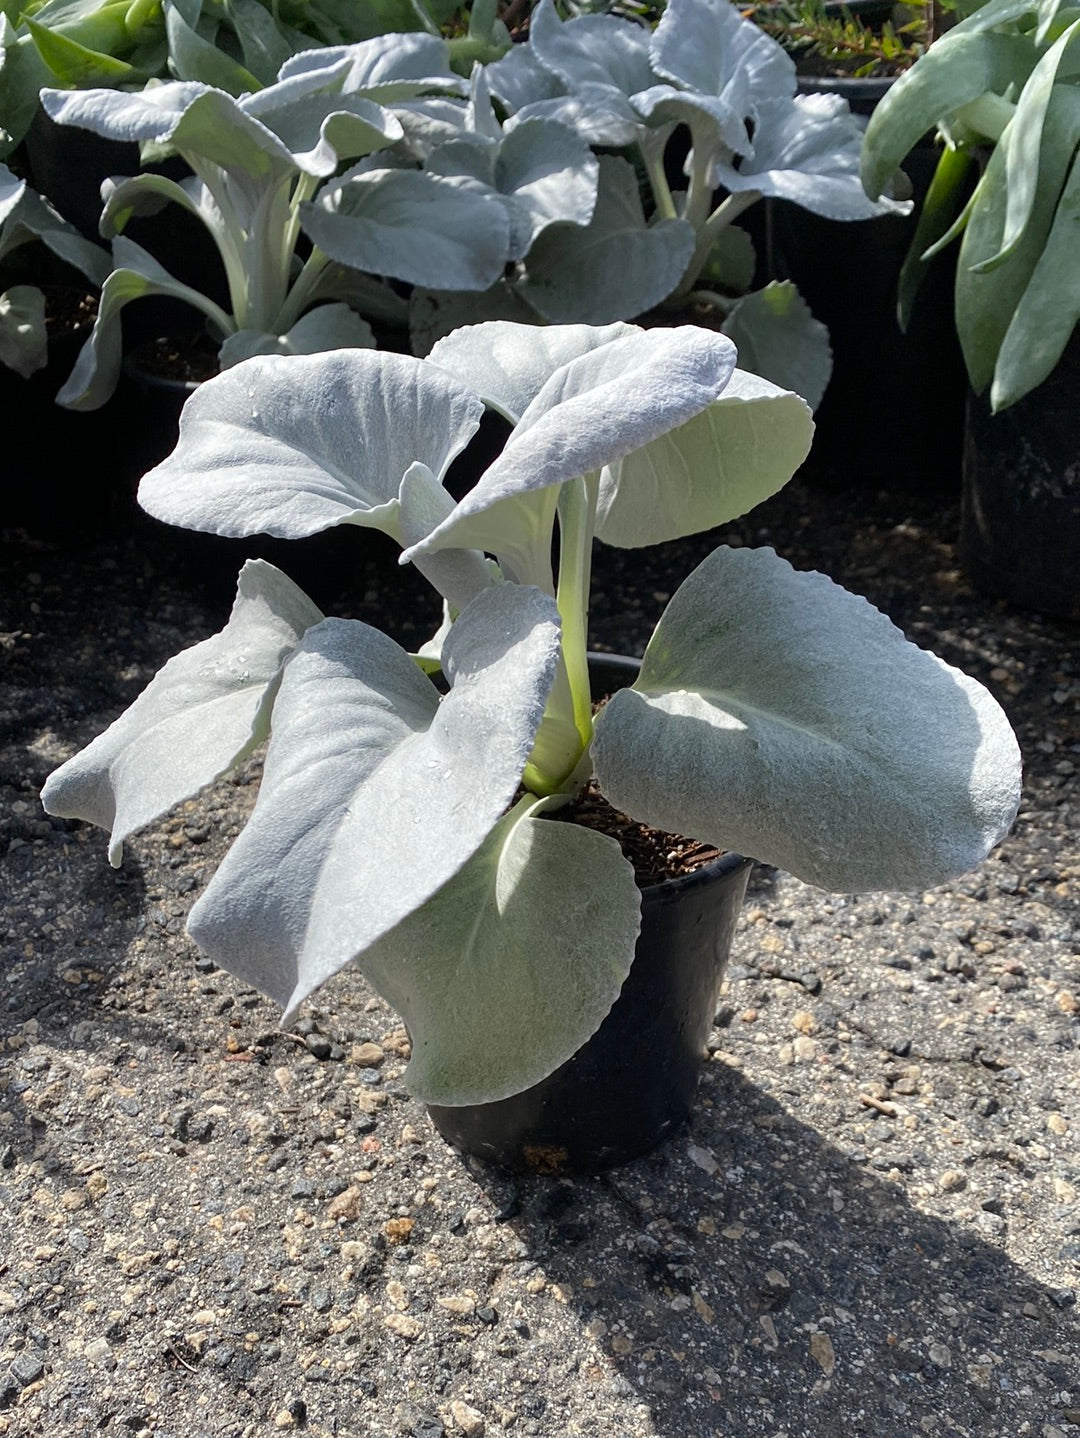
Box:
639;130;678;221
274;246;332;332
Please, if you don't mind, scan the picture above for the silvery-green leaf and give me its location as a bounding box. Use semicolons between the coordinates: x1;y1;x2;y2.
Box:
139;348;484;539
528;0;655;98
278;32;465;102
218;303;376;368
954;86;1079;394
484;38;566;113
991;152;1080;409
99;171;203;237
427;318;638;422
40;80;210;145
229;0;297;85
397;461;496;611
517;154;694;323
355;793;641;1105
0;162;24;227
185;583;562;1018
0;284;46;377
393;95;472;160
990;17;1080;268
405;323;736;567
40;560;323;866
241;87;403;173
698;224;756;294
650;0;795;113
409;279;542;356
57;236;229;411
0;181;110;285
714;94;911;221
719;282;832;413
591;545;1022;893
511;84;651;149
426;115;597;258
302;167;510;290
595;368;814;548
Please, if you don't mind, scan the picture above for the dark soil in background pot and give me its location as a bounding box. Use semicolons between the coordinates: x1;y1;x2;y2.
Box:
1;465;1077;1435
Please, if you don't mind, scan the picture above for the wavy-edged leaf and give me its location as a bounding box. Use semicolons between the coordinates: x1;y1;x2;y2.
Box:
185;584;562;1018
302;167;510;290
405;323;737;565
40;79;211;145
516;154;695;323
277;30;465;102
427;318;637;422
717;93;911;221
138;347;484;539
528;0;655;98
40;561;323;866
591;545;1022;893
595;367;814;548
356;794;642;1105
719;282;832;413
217;303;376;369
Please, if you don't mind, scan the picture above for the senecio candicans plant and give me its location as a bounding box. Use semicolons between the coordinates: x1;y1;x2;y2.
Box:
410;0;912;406
861;0;1080;410
42;323;1022;1105
39;28;598;407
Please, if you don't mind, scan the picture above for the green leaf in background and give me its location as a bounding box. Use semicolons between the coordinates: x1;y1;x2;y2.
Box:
897;143;975;330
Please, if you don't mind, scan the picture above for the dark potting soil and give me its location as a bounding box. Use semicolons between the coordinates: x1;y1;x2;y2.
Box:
549;781;722;889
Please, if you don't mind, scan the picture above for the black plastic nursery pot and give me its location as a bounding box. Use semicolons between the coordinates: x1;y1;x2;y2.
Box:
766;75;969;492
960;333;1080;623
425;653;754;1174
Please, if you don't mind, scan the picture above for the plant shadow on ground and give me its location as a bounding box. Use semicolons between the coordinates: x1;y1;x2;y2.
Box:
458;1062;1077;1435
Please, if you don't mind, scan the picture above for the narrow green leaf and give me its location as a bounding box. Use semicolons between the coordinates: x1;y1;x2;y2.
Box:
897;144;975;330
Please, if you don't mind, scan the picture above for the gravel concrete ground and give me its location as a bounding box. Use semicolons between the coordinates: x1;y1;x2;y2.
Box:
1;471;1077;1438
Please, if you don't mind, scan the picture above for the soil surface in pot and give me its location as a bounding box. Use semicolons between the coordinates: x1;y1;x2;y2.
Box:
2;470;1078;1437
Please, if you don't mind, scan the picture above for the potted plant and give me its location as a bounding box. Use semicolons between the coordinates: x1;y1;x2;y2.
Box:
41;320;1022;1171
408;0;913;411
861;0;1080;617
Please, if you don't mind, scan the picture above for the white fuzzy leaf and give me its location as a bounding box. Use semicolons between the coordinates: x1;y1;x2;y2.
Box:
591;546;1022;893
138;348;484;540
40;562;323;865
185;584;562;1017
595;369;814;548
356;794;642;1105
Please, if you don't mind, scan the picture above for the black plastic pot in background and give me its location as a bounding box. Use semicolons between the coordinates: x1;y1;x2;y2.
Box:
425;653;754;1175
766;75;969;492
960;333;1080;622
1;284;137;539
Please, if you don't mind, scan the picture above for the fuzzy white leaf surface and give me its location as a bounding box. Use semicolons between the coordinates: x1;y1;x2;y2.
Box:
713;94;912;221
354;795;641;1105
595;370;814;548
591;546;1022;892
40;562;323;866
138;349;484;540
185;584;562;1019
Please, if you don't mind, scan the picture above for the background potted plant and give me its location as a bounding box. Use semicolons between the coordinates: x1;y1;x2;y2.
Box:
861;0;1080;618
409;0;913;413
41;319;1022;1170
